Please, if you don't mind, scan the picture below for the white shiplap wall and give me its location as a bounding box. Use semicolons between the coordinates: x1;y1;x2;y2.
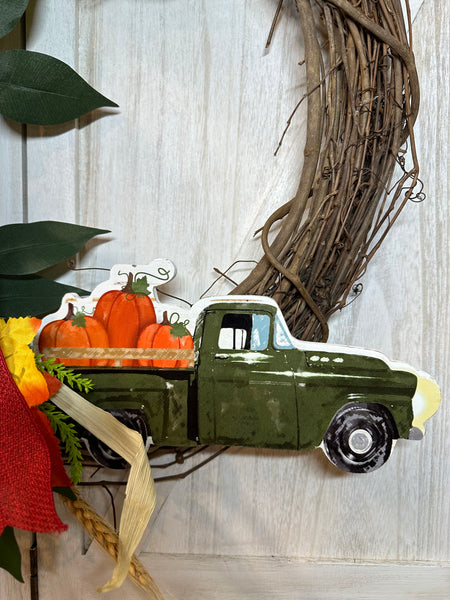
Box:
0;1;448;598
0;24;24;225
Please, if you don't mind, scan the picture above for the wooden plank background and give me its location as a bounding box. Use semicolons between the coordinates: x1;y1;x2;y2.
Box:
1;0;448;598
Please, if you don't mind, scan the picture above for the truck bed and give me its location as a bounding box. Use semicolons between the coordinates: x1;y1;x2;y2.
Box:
74;365;197;447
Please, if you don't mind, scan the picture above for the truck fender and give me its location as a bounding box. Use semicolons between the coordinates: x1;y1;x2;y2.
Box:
82;408;152;469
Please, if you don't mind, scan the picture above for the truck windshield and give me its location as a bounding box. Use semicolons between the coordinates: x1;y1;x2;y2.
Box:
274;315;294;349
218;313;270;351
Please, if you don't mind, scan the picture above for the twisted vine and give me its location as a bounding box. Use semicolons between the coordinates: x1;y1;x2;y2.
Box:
231;0;421;342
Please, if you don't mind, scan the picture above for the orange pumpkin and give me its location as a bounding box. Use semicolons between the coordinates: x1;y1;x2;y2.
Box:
93;272;156;366
177;328;194;368
39;304;111;367
137;312;193;368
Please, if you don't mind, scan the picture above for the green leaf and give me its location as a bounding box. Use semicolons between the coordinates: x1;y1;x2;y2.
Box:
170;321;190;338
0;221;110;275
0;0;30;40
0;49;118;125
71;312;87;328
39;402;84;485
0;275;89;318
53;487;77;501
36;355;93;393
132;276;150;296
0;527;23;583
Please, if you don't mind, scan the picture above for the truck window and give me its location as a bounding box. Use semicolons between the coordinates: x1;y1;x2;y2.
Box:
218;313;270;351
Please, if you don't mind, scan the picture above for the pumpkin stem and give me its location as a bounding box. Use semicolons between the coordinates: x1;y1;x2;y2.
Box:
161;311;171;327
63;303;86;328
122;272;134;294
64;303;75;321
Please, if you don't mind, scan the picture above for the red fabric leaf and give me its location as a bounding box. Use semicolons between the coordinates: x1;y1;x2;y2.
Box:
0;350;67;535
42;370;62;398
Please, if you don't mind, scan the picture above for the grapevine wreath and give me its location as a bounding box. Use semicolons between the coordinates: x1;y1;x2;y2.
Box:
231;0;422;342
0;0;424;597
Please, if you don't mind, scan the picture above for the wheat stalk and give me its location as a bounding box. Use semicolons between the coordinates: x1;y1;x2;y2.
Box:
61;489;165;599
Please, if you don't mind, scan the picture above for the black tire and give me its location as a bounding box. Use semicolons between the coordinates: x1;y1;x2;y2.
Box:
323;404;395;473
83;409;151;469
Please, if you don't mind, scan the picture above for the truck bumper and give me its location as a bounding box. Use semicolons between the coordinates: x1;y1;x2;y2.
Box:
410;373;441;436
408;426;423;440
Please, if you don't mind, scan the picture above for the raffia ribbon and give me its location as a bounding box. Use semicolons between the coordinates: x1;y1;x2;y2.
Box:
51;384;158;594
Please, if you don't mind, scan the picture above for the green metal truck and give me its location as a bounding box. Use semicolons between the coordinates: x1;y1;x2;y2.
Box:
73;296;440;473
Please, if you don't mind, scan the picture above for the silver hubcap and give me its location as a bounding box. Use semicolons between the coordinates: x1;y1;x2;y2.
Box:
348;429;373;454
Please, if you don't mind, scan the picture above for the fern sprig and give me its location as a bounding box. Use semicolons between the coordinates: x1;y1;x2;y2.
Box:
35;354;93;393
39;401;84;485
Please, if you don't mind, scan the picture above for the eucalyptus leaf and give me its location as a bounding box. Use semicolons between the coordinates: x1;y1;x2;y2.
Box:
0;527;23;583
0;50;118;125
0;221;110;275
0;0;30;40
53;487;77;501
0;275;89;318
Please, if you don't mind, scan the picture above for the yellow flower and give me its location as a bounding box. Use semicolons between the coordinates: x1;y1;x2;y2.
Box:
0;317;49;407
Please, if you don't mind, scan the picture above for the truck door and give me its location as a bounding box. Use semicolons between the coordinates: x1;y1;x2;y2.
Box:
197;308;298;449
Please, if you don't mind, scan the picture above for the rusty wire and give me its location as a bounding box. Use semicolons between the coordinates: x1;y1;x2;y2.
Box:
231;0;422;342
